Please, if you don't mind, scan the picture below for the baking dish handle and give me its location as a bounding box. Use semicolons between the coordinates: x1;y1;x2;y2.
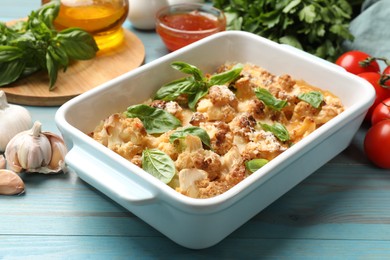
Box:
280;44;345;72
65;146;156;205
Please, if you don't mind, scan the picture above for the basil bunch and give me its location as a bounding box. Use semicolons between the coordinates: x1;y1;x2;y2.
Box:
212;0;357;61
154;62;243;110
0;0;98;89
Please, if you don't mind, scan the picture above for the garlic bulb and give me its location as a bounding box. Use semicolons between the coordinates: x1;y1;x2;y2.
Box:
5;121;68;174
0;91;32;152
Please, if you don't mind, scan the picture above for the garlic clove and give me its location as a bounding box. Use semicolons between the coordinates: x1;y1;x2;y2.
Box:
45;132;68;173
0;155;6;169
0;169;25;195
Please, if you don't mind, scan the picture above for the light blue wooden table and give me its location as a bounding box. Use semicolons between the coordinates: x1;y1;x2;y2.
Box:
2;1;390;259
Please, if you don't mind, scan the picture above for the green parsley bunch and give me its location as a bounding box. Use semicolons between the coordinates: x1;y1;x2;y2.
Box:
212;0;359;61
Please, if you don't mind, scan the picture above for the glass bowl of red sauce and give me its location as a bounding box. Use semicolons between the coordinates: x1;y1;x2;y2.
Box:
156;3;226;51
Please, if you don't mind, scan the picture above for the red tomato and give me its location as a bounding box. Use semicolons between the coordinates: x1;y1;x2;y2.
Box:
371;98;390;125
336;50;380;75
382;66;390;88
364;119;390;169
358;72;390;121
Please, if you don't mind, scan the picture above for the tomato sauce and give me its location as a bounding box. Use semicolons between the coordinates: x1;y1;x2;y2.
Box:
156;11;226;51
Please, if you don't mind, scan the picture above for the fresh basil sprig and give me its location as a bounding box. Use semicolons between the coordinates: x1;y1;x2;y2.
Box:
142;148;176;184
169;126;212;149
255;88;288;111
260;122;290;142
298;91;324;108
245;158;269;173
125;104;182;134
0;0;98;89
154;61;243;110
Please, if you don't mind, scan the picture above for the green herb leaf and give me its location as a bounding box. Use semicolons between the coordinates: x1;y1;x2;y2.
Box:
187;83;209;111
209;63;243;86
212;0;357;61
171;61;204;81
46;50;59;90
298;91;324;108
125;104;182;134
153;77;200;101
255;88;288;111
142;148;175;184
260;122;290;142
0;46;23;62
169;126;212;149
154;61;243;110
245;158;269;173
55;28;99;60
0;60;26;87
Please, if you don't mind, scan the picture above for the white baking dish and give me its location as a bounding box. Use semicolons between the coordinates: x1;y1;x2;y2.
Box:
55;31;374;249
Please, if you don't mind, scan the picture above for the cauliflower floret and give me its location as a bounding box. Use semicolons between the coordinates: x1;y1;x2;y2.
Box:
196;85;238;123
189;112;208;126
242;130;288;161
234;76;255;100
146;130;179;160
177;168;208;198
314;95;344;126
229;112;257;141
149;100;185;122
277;74;296;91
208;85;238;107
175;135;222;181
90;113;147;160
197;99;236;123
199;121;233;155
195;147;246;198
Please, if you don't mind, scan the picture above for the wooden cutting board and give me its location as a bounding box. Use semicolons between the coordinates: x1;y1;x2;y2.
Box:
1;29;145;106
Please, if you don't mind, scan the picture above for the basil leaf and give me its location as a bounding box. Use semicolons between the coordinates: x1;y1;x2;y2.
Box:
298;91;324;108
260;122;290;142
48;45;69;69
46;50;59;90
171;61;204;82
0;46;23;62
187;83;209;111
169;126;212;149
153;77;200;101
125;104;182;134
142;148;175;184
56;28;99;60
36;0;60;28
209;63;243;86
255;88;288;111
0;60;26;87
245;158;269;173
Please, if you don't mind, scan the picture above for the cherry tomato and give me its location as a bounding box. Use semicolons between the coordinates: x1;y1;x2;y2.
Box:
336;50;380;75
371;98;390;125
358;72;390;121
364;119;390;169
382;66;390;88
